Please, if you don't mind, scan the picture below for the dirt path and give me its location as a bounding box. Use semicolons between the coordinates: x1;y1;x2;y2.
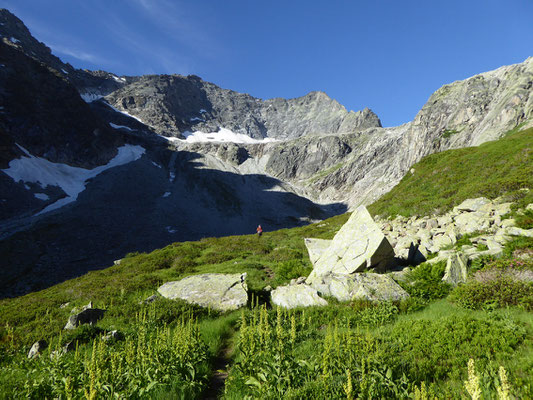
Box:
203;345;232;399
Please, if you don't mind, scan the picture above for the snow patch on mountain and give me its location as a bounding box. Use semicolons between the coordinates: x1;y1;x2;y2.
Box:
103;101;144;123
166;128;278;144
80;92;103;103
2;144;145;215
34;193;49;201
109;122;133;131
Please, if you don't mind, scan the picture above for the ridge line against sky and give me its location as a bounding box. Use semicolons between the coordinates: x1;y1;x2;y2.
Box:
1;0;532;127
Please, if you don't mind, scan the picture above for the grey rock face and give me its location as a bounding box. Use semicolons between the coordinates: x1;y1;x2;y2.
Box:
307;206;395;283
105;73;381;139
310;273;409;302
64;308;105;330
158;273;248;311
271;284;328;309
174;58;533;210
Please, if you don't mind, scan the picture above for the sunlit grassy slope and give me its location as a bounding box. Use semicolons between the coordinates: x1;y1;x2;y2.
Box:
369;127;533;217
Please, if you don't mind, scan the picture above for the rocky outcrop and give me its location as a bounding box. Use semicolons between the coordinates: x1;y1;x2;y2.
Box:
158;273;248;311
271;283;328;309
306;206;395;283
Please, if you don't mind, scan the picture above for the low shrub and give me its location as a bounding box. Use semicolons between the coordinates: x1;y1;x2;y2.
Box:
399;261;451;300
450;274;533;311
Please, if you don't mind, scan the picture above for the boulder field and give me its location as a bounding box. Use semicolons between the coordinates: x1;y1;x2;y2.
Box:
153;197;532;310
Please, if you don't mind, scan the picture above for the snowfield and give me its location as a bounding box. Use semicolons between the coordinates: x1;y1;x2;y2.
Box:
109;122;134;131
166;128;278;144
103;101;145;123
2;144;145;215
80;92;103;103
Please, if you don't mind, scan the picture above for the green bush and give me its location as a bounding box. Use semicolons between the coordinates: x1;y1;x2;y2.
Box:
399;261;451;300
451;276;533;311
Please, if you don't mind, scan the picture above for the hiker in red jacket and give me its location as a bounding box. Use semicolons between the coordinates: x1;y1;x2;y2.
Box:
256;225;263;237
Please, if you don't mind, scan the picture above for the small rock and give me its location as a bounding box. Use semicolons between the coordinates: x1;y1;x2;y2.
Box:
426;218;438;229
506;227;533;237
500;219;516;228
442;253;468;286
63;341;77;353
295;276;306;285
28;340;47;359
493;202;513;216
139;294;159;305
102;330;124;342
64;308;105;330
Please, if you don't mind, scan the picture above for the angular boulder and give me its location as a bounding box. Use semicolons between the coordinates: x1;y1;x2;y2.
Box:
307;206;395;283
454;212;490;234
310;273;409;302
64;308;105;330
158;273;248;311
505;227;533;238
304;238;332;265
271;284;328;309
455;197;491;212
442;253;469;285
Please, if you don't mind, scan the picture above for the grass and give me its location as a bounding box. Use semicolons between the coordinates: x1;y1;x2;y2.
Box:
369;127;533;218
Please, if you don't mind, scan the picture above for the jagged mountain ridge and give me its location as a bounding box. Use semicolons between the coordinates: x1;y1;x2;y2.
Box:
0;8;531;297
168;57;533;208
105;74;382;139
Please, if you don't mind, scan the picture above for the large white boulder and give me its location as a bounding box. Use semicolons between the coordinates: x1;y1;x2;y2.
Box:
304;238;332;265
271;284;328;309
158;273;248;311
310;273;409;302
307;206;395;283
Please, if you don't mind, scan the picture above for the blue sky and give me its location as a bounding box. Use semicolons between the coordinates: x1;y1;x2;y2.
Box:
2;0;532;127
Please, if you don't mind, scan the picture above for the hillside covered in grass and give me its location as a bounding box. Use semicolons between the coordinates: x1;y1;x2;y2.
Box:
369;126;533;218
0;127;532;399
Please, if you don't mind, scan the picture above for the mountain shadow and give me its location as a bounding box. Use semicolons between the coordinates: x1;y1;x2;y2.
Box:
0;146;347;298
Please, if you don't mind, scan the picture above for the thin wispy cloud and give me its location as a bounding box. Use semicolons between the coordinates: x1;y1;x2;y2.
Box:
132;0;221;60
49;43;102;64
94;7;195;75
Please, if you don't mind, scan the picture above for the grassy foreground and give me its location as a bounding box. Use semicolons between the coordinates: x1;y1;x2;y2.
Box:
0;127;532;398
